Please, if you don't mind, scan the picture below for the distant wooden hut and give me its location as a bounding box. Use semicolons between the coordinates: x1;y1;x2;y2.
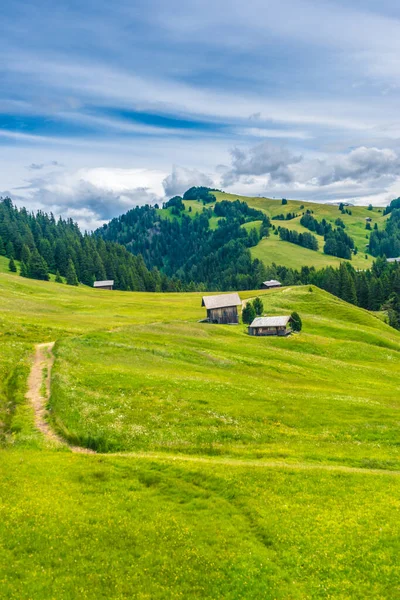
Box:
93;280;114;290
202;293;241;324
261;279;282;290
248;316;292;336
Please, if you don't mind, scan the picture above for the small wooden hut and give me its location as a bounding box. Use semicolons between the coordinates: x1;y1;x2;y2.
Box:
248;316;292;336
93;280;114;290
202;293;241;324
261;279;282;290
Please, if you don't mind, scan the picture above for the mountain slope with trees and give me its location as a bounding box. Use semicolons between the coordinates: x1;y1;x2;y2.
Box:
0;197;171;291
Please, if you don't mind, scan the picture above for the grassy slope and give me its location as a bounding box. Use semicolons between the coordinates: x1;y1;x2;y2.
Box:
51;287;400;469
147;193;385;270
1;452;399;600
213;192;388;269
1;267;400;598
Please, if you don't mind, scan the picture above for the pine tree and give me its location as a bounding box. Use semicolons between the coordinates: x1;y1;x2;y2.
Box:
66;259;78;286
27;249;49;281
8;257;17;272
291;311;302;332
6;241;14;259
242;302;256;324
55;270;63;283
21;244;31;264
339;263;357;305
20;261;28;278
252;297;264;316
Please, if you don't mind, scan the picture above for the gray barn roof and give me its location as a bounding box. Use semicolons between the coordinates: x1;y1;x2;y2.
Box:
387;257;400;263
93;280;114;287
249;316;291;328
263;279;282;287
202;293;241;309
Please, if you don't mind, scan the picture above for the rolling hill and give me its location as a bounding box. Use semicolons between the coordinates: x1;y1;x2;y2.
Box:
1;263;400;598
212;192;388;269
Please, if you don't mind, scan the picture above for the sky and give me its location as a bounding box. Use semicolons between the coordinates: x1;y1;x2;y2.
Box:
3;0;400;228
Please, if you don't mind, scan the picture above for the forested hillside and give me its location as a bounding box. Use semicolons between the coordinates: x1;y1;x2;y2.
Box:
97;198;272;290
369;200;400;257
3;190;400;328
0;198;171;291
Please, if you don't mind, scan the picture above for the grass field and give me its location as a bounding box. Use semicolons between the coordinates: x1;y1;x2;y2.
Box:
1;263;400;598
196;192;388;269
50;288;400;468
153;192;385;270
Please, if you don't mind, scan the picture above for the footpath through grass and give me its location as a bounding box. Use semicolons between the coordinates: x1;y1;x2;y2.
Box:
1;266;400;598
51;288;400;467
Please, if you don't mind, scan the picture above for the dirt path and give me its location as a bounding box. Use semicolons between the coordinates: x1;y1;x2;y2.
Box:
109;451;400;477
26;342;94;453
25;344;399;475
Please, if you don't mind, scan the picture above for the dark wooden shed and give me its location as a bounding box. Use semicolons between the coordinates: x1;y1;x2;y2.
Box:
261;279;282;290
202;293;241;324
248;316;292;336
93;280;114;290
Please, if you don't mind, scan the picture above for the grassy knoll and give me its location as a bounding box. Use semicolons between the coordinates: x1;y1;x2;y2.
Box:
212;192;387;269
50;286;400;467
0;264;253;446
1;452;399;599
1;268;400;598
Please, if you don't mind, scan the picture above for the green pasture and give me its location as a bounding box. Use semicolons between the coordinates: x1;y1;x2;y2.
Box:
50;286;400;467
1;452;399;600
1;264;400;598
213;192;387;269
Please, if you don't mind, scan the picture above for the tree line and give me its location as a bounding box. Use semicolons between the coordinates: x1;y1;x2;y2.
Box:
97;197;272;291
278;227;319;251
262;258;400;329
0;197;173;291
300;211;355;259
369;204;400;258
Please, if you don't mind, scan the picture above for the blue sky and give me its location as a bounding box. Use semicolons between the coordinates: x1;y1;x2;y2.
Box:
2;0;400;227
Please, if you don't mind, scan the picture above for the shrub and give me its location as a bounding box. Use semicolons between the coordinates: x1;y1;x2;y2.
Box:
242;302;256;324
8;257;17;272
252;297;264;316
291;311;302;332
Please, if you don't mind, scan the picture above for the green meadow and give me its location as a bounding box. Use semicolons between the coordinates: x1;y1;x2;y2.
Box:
154;191;385;271
1;258;400;598
213;192;388;269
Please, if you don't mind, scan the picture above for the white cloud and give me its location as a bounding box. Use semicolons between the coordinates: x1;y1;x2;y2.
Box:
162;165;214;197
221;142;302;186
11;167;167;230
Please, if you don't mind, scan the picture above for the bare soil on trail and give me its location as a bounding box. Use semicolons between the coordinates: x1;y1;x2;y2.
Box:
25;345;399;476
26;342;94;453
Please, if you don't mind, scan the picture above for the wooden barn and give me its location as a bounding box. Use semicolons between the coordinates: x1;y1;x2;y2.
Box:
93;280;114;290
261;279;282;290
202;293;241;324
248;316;292;336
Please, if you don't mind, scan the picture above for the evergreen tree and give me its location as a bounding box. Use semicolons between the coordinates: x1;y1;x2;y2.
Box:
339;263;357;304
252;297;264;316
8;257;17;272
27;249;49;281
291;312;302;332
20;261;28;278
242;302;256;324
66;259;79;286
6;241;14;259
0;235;5;255
21;244;31;264
55;270;63;283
